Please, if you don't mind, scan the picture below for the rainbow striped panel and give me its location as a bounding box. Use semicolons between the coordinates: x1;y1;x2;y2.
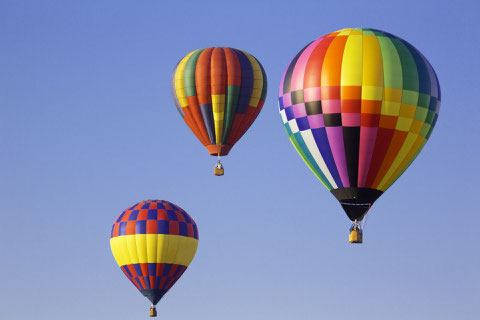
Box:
110;200;199;305
279;28;440;221
172;47;267;156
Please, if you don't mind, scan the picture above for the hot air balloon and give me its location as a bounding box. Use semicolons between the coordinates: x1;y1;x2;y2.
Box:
110;200;199;316
278;28;440;243
172;47;267;176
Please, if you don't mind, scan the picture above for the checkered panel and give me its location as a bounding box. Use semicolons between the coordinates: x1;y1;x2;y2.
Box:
120;263;187;291
111;200;198;240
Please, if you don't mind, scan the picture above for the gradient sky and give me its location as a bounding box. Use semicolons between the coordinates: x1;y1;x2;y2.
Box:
1;0;479;319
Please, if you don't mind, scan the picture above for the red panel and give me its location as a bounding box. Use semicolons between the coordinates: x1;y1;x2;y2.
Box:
365;128;395;187
211;47;227;95
304;36;335;88
137;209;148;220
195;48;213;105
126;221;136;235
224;47;241;86
146;220;158;234
169;221;179;235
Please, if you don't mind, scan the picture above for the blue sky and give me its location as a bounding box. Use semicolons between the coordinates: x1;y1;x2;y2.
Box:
1;0;479;319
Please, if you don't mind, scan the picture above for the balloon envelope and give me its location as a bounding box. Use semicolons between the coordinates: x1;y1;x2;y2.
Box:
172;47;267;156
279;28;440;221
110;200;199;305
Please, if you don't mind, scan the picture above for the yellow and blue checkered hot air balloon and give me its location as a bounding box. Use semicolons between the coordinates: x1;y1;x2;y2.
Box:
110;200;199;317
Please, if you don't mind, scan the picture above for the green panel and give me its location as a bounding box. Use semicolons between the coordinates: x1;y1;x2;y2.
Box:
376;35;403;89
222;85;241;144
417;93;431;109
402;90;419;105
362;29;376;36
425;110;435;124
183;49;204;97
390;38;419;92
413;107;428;121
419;123;431;137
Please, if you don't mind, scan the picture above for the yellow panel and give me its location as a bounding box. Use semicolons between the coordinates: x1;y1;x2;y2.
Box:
174;51;196;108
384;87;402;102
381;101;400;116
399;103;417;118
337;28;353;36
135;234;147;263
110;237;126;266
157;234;169;263
395;117;413;131
362;35;383;87
377;132;418;190
146;234;157;263
241;51;263;108
165;235;179;263
174;237;199;266
126;235;140;264
361;86;383;100
111;234;199;266
341;34;363;86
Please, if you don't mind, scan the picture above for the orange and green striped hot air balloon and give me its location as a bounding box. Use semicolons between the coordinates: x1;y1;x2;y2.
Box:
171;47;267;175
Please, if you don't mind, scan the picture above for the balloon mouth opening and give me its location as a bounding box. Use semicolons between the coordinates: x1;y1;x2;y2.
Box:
330;188;383;221
206;144;232;156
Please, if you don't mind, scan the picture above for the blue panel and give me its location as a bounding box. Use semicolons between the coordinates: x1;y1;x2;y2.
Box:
285;106;294;121
312;128;343;187
234;49;253;114
178;222;188;237
278;97;285;110
118;221;128;236
157;220;169;234
166;210;177;221
147;210;158;220
162;264;172;276
133;263;143;277
128;210;139;221
296;117;310;131
135;220;147;234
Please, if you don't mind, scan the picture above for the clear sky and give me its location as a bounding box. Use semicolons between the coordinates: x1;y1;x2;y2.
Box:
1;0;479;319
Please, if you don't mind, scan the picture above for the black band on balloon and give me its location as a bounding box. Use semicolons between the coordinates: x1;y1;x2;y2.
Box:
330;188;383;221
140;289;168;305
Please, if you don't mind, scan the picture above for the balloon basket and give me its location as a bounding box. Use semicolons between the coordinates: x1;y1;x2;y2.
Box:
149;306;157;317
214;161;224;176
349;224;363;243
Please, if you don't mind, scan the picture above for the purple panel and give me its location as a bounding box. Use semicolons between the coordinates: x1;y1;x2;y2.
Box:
292;103;307;118
325;126;349;187
282;92;292;108
307;114;325;129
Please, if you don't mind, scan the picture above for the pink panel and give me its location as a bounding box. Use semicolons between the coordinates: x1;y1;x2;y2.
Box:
341;113;361;127
322;99;341;114
303;87;322;102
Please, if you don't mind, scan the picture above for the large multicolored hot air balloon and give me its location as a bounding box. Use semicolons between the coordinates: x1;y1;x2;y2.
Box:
110;200;199;316
278;28;440;243
172;47;267;176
